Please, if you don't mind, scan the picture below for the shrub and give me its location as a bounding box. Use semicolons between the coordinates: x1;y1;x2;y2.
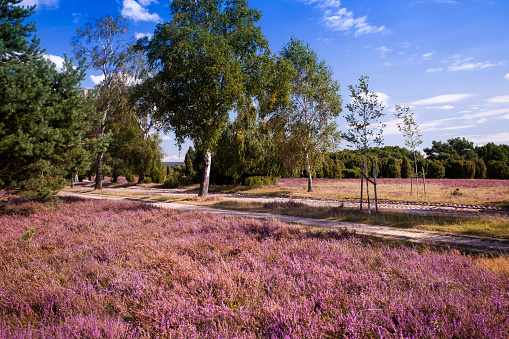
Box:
487;160;509;179
322;159;345;179
427;160;445;179
125;173;136;183
143;176;152;183
452;188;463;196
446;160;475;179
342;168;361;179
380;157;402;178
401;157;412;178
473;158;487;179
164;172;181;188
244;176;277;187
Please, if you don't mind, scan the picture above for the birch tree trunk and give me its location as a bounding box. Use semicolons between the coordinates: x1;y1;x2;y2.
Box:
306;153;313;192
199;150;212;198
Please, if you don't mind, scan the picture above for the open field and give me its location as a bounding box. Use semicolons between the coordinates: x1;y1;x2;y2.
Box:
210;178;509;207
0;198;508;338
67;178;509;240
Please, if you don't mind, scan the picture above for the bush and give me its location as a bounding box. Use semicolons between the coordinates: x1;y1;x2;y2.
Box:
426;160;445;179
446;160;475;179
164;172;181;188
342;168;361;179
380;157;402;178
244;176;277;187
143;176;152;184
401;157;412;178
148;162;167;183
125;173;136;183
473;158;487;179
322;159;345;179
487;160;509;179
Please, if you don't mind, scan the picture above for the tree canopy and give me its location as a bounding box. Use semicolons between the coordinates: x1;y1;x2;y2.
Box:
0;0;99;197
267;37;342;192
139;0;272;197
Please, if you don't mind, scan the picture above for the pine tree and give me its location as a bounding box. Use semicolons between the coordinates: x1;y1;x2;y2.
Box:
0;0;100;197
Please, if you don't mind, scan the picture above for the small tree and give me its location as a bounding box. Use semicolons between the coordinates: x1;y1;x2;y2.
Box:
72;15;142;190
344;75;385;207
268;38;342;192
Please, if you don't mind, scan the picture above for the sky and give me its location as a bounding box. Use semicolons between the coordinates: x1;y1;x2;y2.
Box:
19;0;509;162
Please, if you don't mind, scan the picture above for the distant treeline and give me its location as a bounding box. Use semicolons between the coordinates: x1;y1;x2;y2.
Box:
170;138;509;186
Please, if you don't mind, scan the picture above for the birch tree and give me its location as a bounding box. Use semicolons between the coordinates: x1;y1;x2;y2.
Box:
269;38;342;192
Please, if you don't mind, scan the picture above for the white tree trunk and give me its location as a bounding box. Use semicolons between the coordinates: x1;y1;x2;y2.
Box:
306;153;313;192
199;150;212;198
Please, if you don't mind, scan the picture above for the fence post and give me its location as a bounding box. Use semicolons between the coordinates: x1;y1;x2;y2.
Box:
422;166;427;197
411;167;414;196
373;161;378;214
360;162;364;212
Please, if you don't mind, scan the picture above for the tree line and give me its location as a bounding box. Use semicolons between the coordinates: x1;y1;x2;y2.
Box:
1;0;508;199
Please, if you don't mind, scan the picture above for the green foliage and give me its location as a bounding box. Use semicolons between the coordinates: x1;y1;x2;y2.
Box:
452;188;463;196
426;160;445;179
476;142;509;163
21;227;35;241
244;176;277;187
267;38;342;191
342;168;361;179
184;147;197;179
0;0;100;197
487;160;509;179
148;161;166;183
344;75;386;153
379;157;402;178
140;0;271;196
472;158;487;179
125;173;136;183
164;171;181;188
401;157;412;178
446;160;476;179
321;158;345;179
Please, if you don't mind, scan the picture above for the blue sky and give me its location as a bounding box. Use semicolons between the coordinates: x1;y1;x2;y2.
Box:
21;0;509;162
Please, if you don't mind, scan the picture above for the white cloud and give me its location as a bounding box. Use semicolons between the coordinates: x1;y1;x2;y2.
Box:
135;32;153;40
448;57;505;71
426;67;443;73
382;119;401;135
321;7;386;36
163;155;184;162
384;62;395;67
90;74;105;85
375;92;390;107
487;95;509;104
121;0;161;22
425;105;454;110
462;108;509;119
302;0;341;8
138;0;158;6
477;118;488;124
43;54;65;71
422;52;434;59
375;46;391;58
161;136;173;141
505;73;509;80
468;132;509;144
19;0;58;8
503;114;509;120
412;94;471;105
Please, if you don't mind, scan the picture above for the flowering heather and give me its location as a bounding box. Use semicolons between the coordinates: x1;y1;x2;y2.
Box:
1;198;508;338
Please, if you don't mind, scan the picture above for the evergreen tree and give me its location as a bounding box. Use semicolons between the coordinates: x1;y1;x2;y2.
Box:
0;0;100;197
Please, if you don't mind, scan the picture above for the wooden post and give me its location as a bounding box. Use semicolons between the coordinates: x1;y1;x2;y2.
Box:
366;161;370;214
411;167;414;196
422;166;427;197
416;164;419;197
373;161;378;214
360;162;364;212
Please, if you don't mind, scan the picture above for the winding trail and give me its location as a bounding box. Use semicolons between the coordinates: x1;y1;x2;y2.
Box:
61;188;509;254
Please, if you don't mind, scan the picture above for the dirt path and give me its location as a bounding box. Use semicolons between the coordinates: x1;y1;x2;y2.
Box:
61;189;509;254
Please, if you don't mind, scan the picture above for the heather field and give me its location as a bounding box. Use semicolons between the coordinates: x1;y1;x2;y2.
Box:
1;198;509;338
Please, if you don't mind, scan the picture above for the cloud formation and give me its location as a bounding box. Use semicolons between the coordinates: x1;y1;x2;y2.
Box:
426;105;455;110
19;0;58;8
426;67;443;73
163;155;184;162
487;95;509;104
505;73;509;80
468;132;509;144
448;57;504;71
301;0;385;36
90;74;105;85
43;54;65;71
121;0;161;22
411;94;471;105
135;32;153;40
